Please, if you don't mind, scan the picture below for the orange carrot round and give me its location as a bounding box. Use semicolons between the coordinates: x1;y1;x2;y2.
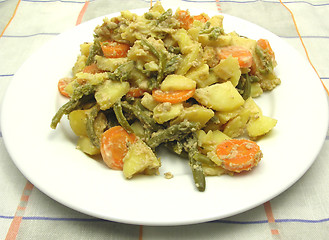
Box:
100;126;137;170
216;139;262;173
193;14;209;23
152;88;195;104
58;77;73;98
100;40;130;58
218;46;253;68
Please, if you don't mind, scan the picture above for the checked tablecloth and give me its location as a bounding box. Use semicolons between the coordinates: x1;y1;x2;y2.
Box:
1;0;329;239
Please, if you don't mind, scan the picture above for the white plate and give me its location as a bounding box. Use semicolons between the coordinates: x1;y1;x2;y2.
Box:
1;7;328;226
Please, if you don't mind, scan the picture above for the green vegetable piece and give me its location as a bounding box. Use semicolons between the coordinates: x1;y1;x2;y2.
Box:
86;39;103;66
140;39;167;87
113;101;134;133
146;121;200;149
86;104;101;148
156;8;172;24
184;134;206;192
121;100;160;131
50;95;94;129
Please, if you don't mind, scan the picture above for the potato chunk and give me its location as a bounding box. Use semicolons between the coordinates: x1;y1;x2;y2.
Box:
95;80;130;110
212;56;241;87
123;139;161;179
153;103;183;124
172;104;214;127
247;115;277;138
161;74;196;91
194;81;245;111
77;136;100;155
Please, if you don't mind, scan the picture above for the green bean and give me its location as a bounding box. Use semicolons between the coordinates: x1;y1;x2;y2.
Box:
71;84;97;101
121;101;160;131
140;39;166;87
86;104;101;148
113;101;134;133
164;55;181;75
146;121;200;149
242;74;251;100
200;27;224;40
86;39;102;66
51;100;79;129
255;45;273;74
184;134;206;192
189;154;206;192
193;152;215;166
108;61;134;82
50;95;94;129
156;8;172;24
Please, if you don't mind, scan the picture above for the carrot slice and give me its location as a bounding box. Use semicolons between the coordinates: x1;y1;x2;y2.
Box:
82;63;103;74
100;126;137;170
152;88;195;104
218;46;253;68
176;10;194;30
257;39;275;58
100;40;130;58
58;77;73;98
216;139;262;173
193;14;209;23
126;87;146;98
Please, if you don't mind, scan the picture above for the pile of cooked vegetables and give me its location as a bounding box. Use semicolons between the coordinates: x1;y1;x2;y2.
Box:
51;2;280;191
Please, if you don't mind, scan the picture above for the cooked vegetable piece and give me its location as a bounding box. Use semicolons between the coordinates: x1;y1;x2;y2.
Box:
113;101;134;133
95;56;128;72
77;136;100;155
95;80;130;110
193;14;209;23
141;92;159;111
194;81;244;111
126;87;146;98
160;74;196;91
83;63;103;74
69;110;88;137
212;55;241;87
257;39;274;58
123;139;161;179
176;10;193;30
86;40;102;66
153;103;183;124
146;121;200;149
51;94;94;129
100;126;137;170
121;100;161;131
184;135;206;192
216;139;262;173
58;78;73;98
197;129;230;156
172;104;214;127
86;105;101;147
152;88;195;104
218;46;253;68
247;115;277;138
185;64;210;88
100;40;130;58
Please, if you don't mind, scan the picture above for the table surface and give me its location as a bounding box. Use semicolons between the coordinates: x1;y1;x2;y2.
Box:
1;0;329;239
